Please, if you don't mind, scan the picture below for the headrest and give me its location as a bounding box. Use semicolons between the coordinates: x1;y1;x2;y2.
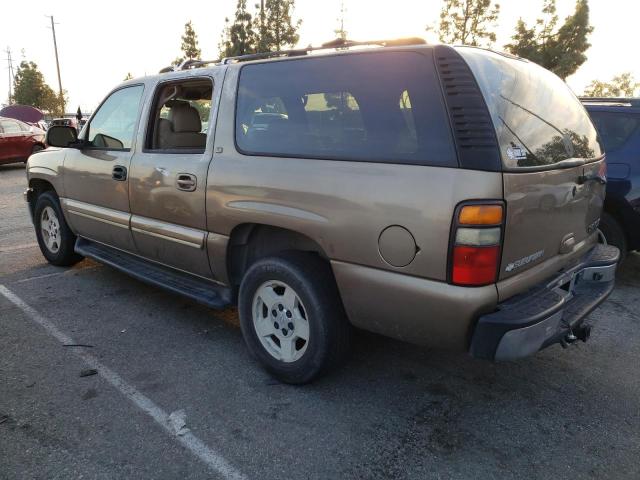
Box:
169;103;201;133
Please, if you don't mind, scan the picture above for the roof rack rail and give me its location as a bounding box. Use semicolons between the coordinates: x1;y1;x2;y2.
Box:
580;96;640;107
158;58;221;74
158;37;427;73
221;37;426;64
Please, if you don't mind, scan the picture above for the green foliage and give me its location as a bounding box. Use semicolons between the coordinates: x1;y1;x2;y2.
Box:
256;0;301;52
432;0;500;46
12;61;64;115
173;21;202;65
504;0;594;79
584;73;640;97
221;0;257;58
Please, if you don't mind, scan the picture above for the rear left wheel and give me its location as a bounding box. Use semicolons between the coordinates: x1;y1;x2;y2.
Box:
238;252;351;384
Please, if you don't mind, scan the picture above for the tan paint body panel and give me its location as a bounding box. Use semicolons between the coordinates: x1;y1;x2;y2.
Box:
26;149;66;195
331;260;498;350
206;64;504;283
500;161;605;283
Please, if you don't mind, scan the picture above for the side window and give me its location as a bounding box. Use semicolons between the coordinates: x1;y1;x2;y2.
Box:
1;120;21;134
235;51;456;166
87;85;144;150
146;79;212;152
590;112;639;151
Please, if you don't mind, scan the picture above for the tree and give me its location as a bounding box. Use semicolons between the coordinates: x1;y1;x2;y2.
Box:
584;73;640;97
256;0;301;52
221;0;257;58
173;21;202;65
431;0;500;46
505;0;593;80
13;61;63;115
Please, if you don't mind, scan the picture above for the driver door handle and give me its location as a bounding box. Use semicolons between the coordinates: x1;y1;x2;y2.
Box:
176;173;197;192
112;165;127;181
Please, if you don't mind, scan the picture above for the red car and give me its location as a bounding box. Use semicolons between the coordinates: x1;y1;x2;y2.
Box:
0;116;46;165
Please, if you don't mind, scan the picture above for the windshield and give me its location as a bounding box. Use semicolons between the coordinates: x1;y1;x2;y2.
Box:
458;47;603;169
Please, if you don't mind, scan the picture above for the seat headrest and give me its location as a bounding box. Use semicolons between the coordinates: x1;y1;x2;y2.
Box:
169;103;202;133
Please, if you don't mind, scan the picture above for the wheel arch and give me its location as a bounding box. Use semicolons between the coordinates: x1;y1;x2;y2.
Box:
226;223;332;290
27;178;57;218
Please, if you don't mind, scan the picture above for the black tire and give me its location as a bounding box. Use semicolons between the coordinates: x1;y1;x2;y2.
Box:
598;212;627;263
33;191;83;266
238;252;351;384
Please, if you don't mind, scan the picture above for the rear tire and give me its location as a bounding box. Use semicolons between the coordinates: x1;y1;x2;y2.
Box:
238;252;351;384
598;212;627;263
34;191;83;266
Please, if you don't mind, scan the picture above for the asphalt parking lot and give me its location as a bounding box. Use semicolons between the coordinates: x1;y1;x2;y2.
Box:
1;162;639;480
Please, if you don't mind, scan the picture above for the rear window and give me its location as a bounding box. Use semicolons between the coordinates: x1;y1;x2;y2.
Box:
458;47;603;169
588;111;639;151
235;51;456;166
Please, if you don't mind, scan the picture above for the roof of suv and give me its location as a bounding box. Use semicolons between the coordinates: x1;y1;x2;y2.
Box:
580;97;640;113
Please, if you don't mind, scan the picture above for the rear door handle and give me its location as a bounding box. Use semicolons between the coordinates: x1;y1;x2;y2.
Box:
176;173;197;192
112;165;127;181
578;174;606;185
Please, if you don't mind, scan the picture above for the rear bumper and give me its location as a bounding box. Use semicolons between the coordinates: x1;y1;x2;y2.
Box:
470;244;619;361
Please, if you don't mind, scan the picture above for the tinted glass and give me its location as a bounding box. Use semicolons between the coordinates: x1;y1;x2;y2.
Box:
0;120;21;134
88;85;144;149
235;51;456;166
459;48;602;169
588;111;639;151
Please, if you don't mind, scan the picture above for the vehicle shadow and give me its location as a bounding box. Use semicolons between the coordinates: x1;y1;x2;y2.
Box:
0;162;26;172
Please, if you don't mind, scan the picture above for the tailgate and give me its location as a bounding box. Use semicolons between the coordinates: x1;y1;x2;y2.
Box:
455;47;605;283
501;160;605;280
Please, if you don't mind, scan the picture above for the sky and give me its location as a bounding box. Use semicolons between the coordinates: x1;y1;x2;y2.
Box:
1;0;639;113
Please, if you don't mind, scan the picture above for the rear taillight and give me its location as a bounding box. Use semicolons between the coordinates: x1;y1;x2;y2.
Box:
450;202;504;286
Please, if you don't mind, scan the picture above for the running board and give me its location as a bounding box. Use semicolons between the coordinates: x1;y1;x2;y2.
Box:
75;238;232;309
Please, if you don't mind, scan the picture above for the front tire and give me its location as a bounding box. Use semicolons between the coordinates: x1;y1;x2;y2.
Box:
34;191;82;266
598;212;627;263
238;252;351;384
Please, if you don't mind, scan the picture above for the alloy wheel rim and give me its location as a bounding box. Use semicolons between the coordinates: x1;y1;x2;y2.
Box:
40;206;61;254
252;280;310;363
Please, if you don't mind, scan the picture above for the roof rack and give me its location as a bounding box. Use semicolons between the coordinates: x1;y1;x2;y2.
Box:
158;37;426;73
580;97;640;107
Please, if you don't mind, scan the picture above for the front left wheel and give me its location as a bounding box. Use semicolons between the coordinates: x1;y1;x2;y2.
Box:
238;252;351;384
34;191;82;266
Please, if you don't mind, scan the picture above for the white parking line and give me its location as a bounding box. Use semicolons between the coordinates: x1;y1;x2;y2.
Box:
15;265;100;284
0;284;247;480
0;242;39;253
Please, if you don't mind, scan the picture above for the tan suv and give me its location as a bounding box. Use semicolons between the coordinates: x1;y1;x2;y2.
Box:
26;40;619;383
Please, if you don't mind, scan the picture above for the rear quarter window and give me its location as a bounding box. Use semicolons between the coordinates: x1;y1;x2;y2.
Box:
458;47;603;169
235;50;457;167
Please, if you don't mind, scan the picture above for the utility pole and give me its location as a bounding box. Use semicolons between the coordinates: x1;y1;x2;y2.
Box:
5;47;13;104
46;15;64;115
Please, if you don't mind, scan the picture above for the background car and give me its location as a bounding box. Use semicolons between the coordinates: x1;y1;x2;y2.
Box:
0;116;46;165
582;97;640;260
49;117;78;131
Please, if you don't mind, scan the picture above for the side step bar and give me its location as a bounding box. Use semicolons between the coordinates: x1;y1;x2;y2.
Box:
75;238;232;309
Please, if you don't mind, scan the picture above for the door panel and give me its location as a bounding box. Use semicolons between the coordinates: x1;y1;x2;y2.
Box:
129;76;219;278
62;84;145;252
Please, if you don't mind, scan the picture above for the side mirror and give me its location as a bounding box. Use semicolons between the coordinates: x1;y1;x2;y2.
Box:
46;125;79;148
